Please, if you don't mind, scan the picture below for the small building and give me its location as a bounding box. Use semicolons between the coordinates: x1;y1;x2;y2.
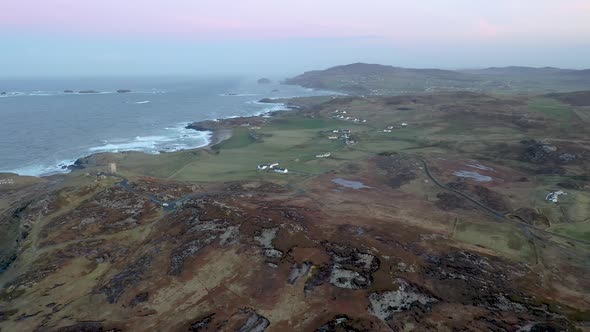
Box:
383;129;392;133
332;130;340;133
108;162;117;173
273;167;288;174
362;119;367;123
401;122;408;127
545;190;566;203
258;162;280;171
315;153;331;158
328;136;338;140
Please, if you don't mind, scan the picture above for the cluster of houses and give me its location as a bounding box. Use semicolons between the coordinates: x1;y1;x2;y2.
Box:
257;162;288;174
545;190;566;203
332;110;367;124
382;123;408;133
0;178;14;185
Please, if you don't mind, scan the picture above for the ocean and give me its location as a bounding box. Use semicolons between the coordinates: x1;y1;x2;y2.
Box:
0;77;332;176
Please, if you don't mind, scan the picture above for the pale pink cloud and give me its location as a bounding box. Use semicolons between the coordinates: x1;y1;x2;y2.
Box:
1;0;588;44
474;19;505;39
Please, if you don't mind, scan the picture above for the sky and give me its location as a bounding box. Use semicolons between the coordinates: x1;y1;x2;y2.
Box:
1;0;589;77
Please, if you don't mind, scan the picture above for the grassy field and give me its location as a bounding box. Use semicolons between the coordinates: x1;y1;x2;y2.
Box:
114;116;371;182
528;98;576;122
454;219;536;262
548;222;590;242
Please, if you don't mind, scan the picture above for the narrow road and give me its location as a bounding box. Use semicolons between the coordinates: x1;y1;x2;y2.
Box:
418;158;590;247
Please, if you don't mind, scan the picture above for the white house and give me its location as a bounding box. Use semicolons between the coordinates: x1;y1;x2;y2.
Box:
315;153;331;158
273;168;288;174
401;122;408;127
257;162;279;171
545;190;566;203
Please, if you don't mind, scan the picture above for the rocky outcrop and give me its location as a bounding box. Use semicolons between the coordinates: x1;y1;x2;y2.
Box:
257;78;272;84
98;254;153;303
78;90;99;94
368;278;437;321
116;89;132;93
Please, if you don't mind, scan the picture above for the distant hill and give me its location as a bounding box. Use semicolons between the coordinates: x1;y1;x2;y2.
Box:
284;63;590;95
459;66;577;76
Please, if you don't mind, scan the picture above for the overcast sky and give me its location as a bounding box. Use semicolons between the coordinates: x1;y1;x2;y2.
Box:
2;0;589;77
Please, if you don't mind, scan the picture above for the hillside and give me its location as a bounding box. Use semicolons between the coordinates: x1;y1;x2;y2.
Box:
284;63;590;95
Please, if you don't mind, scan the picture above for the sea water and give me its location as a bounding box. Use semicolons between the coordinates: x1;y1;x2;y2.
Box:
0;76;333;176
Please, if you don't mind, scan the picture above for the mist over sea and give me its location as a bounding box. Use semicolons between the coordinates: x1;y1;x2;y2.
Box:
0;77;331;176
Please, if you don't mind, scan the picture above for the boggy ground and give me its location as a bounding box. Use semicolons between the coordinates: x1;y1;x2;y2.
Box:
1;91;590;331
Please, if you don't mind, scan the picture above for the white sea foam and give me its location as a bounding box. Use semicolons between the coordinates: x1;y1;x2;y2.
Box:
2;159;77;177
88;124;211;154
133;101;150;104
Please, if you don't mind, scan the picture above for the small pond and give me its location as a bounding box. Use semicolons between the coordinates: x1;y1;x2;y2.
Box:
332;178;372;189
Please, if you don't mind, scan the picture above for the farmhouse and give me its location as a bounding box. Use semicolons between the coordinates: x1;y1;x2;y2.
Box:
273;167;288;174
257;162;279;170
545;190;566;203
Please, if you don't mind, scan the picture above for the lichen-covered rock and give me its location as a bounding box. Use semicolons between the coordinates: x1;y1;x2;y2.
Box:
368;278;437;321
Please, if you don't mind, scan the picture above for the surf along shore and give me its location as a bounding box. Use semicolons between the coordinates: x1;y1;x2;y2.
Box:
43;98;303;177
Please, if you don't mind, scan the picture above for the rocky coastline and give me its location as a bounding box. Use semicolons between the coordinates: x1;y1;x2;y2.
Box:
60;99;295;174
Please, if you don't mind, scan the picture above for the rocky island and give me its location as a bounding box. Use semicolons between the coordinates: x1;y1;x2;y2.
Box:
257;78;272;84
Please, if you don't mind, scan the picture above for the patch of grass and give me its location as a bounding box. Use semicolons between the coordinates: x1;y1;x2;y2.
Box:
528;98;575;122
548;222;590;242
213;128;256;150
455;220;535;262
269;117;340;130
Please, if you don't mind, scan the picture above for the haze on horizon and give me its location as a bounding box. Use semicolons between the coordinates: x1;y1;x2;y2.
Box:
1;0;589;78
